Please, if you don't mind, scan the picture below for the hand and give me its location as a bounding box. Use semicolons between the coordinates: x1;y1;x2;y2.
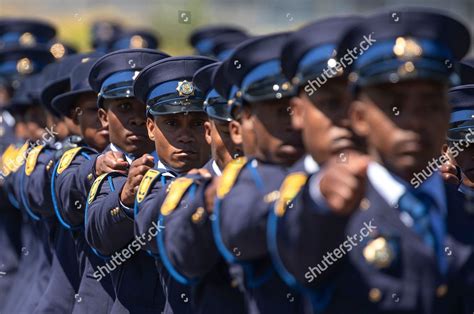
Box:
318;153;370;216
187;168;215;213
120;154;155;206
439;157;460;185
187;168;212;178
95;151;129;176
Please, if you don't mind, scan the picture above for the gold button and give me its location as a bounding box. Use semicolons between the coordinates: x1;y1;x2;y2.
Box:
46;160;54;171
369;288;382;302
191;207;205;224
360;198;371;211
87;173;94;180
436;284;448;297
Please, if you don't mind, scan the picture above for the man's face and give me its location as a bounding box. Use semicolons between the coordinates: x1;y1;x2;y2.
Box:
204;119;242;170
147;112;210;173
242;98;304;167
12;110;29;140
0;85;12;108
73;93;109;152
63;116;81;136
351;80;449;180
24;105;48;141
99;98;153;157
292;78;362;164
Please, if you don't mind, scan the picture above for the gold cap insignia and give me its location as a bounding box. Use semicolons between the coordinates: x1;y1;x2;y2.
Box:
17;58;33;74
50;43;66;59
19;32;36;47
177;80;195;97
130;35;147;48
393;37;423;60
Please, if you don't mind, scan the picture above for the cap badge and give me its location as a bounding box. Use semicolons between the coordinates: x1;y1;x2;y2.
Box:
177;80;195;97
19;32;36;47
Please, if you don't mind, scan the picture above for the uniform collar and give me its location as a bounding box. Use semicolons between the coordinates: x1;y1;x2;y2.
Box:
156;159;178;178
304;154;319;174
212;159;222;176
367;162;446;215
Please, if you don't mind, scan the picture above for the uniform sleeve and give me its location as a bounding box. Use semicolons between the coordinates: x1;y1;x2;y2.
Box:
85;174;133;256
161;178;220;280
4;166;23;210
268;175;350;287
52;153;98;229
20;149;56;219
214;165;286;262
134;179;169;255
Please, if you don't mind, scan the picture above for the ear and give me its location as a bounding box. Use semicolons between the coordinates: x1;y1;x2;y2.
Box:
71;107;81;124
204;120;212;145
229;120;242;146
98;108;108;128
289;96;305;131
349;99;371;137
146;117;155;140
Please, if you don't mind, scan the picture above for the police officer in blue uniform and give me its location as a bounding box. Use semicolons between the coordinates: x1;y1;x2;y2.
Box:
9;52;101;313
131;55;215;313
84;48;170;313
0;18;57;311
270;8;473;314
149;61;246;314
265;17;365;311
49;55;118;314
210;33;311;314
439;84;474;313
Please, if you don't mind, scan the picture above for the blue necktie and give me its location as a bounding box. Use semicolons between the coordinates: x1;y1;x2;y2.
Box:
398;191;436;248
398;190;447;274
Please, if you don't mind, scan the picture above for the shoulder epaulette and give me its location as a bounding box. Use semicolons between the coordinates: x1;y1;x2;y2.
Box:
216;157;247;199
161;177;194;216
136;169;162;203
275;172;308;217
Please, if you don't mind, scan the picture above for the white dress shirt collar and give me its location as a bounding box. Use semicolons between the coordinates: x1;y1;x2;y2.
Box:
367;162;446;214
304;155;320;174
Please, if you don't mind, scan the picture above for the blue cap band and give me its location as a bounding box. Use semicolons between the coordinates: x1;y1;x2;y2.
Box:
100;70;139;98
195;38;214;55
450;109;474;123
0;32;50;45
241;59;281;91
298;44;336;74
147;80;186;103
355;38;453;69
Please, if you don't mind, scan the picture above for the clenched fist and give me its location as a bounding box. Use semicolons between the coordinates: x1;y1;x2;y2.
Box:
187;168;215;213
318;153;370;215
120;154;155;206
439;158;460;185
95;151;129;176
